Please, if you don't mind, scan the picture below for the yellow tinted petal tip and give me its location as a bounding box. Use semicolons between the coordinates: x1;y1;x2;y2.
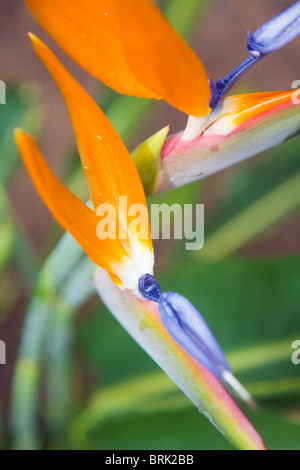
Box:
28;32;41;48
28;32;46;52
15;128;31;150
14;127;23;140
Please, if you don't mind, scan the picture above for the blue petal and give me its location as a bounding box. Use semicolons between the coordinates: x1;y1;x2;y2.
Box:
158;292;231;379
248;1;300;54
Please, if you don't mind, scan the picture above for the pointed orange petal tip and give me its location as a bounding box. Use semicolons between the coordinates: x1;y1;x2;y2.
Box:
25;0;211;117
14;127;24;142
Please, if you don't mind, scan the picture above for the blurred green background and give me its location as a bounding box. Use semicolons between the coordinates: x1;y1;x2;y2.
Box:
1;0;300;450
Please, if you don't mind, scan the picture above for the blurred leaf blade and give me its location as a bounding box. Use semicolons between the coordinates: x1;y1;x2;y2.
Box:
201;168;300;261
10;234;94;449
68;368;300;450
165;0;208;35
0;181;15;274
0;178;39;289
0;84;45;185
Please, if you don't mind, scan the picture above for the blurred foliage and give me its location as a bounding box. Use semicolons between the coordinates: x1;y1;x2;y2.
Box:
1;0;300;451
0;84;45;186
0;85;42;317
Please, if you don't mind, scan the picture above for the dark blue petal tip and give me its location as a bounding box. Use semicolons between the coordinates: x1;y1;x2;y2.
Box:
209;79;220;110
138;274;162;302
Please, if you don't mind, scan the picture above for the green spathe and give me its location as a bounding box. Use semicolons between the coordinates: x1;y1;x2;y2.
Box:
132;126;170;196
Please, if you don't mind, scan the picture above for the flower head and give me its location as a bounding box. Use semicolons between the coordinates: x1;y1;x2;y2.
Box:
10;1;282;450
17;31;256;410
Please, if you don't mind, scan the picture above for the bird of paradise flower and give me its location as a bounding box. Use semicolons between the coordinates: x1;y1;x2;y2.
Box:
16;0;300;450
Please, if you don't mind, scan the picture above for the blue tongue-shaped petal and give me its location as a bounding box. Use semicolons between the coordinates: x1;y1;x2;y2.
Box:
158;292;231;379
248;1;300;54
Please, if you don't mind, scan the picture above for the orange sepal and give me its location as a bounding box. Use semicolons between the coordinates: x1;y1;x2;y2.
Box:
223;90;298;128
29;33;153;257
15;129;124;286
25;0;211;117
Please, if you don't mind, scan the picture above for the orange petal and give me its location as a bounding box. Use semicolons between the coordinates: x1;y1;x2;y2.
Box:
25;35;154;290
29;34;146;212
15;129;124;286
204;90;298;135
224;90;297;128
25;0;211;117
29;33;153;253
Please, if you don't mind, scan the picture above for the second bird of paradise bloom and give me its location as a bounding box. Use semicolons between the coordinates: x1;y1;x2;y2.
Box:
15;0;300;449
